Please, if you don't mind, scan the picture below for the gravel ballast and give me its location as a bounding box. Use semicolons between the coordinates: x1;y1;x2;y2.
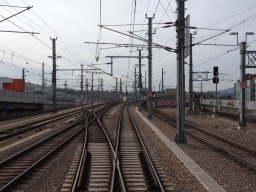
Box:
134;106;256;192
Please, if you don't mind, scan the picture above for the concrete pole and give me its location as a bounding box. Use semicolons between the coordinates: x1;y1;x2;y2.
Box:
52;38;57;113
115;77;118;101
91;73;94;105
139;50;142;111
134;67;137;106
145;71;147;91
240;42;246;127
147;15;154;119
162;68;164;92
189;33;193;110
86;78;88;104
80;64;84;108
120;78;122;102
175;0;187;143
101;78;103;103
133;82;135;102
200;82;202;107
22;68;25;92
42;62;44;94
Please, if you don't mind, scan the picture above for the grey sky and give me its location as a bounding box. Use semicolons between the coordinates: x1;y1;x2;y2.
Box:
1;0;256;93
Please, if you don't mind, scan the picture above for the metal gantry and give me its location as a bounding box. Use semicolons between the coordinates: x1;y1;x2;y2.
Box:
230;32;254;127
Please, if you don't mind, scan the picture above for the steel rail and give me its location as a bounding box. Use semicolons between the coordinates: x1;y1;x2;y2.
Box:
0;112;85;191
153;107;256;154
111;104;127;192
144;105;256;172
185;131;256;171
128;105;165;192
71;107;96;191
96;103;126;192
0;109;83;141
0;103;105;141
72;102;118;191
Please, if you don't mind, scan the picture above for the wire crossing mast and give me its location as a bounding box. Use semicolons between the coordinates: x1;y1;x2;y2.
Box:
175;0;187;144
146;15;154;119
51;38;57;113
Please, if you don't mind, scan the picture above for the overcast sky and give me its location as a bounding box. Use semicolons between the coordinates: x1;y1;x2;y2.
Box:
1;0;256;93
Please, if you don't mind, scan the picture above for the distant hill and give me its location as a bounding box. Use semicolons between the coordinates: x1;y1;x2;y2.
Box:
217;87;234;94
205;87;234;94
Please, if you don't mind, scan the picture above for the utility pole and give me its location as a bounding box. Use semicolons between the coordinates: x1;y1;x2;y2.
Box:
175;0;187;143
240;42;246;127
98;78;100;102
126;84;127;96
189;33;193;111
162;68;164;92
91;73;94;105
22;68;25;92
146;15;154;119
51;38;57;113
134;66;137;106
80;64;84;108
101;78;103;103
201;82;203;107
42;62;44;94
145;71;147;91
115;77;118;101
213;66;219;114
86;78;88;104
120;78;122;102
139;49;143;111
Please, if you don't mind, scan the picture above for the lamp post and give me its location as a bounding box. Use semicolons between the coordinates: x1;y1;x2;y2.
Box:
230;31;254;127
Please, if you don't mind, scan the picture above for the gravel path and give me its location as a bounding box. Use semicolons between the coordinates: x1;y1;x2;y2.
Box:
137;106;256;192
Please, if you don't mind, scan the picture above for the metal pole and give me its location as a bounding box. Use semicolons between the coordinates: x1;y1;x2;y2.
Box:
101;79;103;103
240;42;246;126
139;50;142;111
22;68;25;92
189;33;193;110
147;15;154;119
116;77;118;101
145;71;147;91
80;64;84;108
42;62;44;94
133;82;135;102
200;82;202;108
111;57;113;76
175;0;187;143
91;73;94;105
215;79;217;114
52;38;57;113
162;68;164;92
134;67;137;106
86;78;88;104
120;78;122;102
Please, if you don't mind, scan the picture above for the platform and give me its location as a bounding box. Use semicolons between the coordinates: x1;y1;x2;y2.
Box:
135;108;226;192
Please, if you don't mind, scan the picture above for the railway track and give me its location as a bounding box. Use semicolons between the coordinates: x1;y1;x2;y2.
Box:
0;105;82;122
0;104;104;142
146;106;256;172
204;108;256;124
62;103;116;192
64;103;174;191
0;109;86;191
119;105;173;191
